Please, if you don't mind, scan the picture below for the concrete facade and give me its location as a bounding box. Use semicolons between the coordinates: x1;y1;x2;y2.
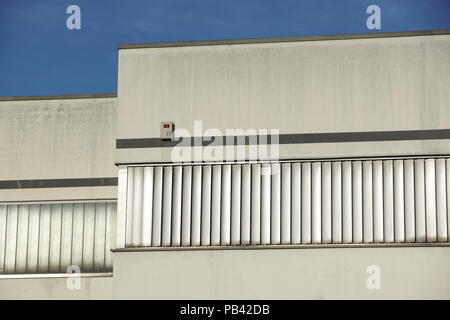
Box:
113;246;450;299
1;30;450;300
116;32;450;164
0;95;118;202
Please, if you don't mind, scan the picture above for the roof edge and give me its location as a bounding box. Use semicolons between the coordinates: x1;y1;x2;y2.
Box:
0;93;117;102
118;29;450;50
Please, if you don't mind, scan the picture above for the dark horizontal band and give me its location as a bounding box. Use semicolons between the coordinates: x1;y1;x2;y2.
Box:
0;93;117;102
113;242;450;253
118;29;450;50
0;177;118;190
116;129;450;149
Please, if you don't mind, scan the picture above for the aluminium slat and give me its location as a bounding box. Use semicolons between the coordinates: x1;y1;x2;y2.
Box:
82;203;96;272
394;160;405;242
4;205;18;273
383;160;395;243
373;161;384;242
161;166;173;246
59;203;73;272
231;164;242;245
241;164;251;245
71;203;84;270
261;164;271;245
171;166;183;246
15;205;29;273
425;159;437;242
131;167;144;246
141;167;154;246
37;204;51;273
271;163;281;245
435;159;448;242
93;203;106;272
352;161;363;243
5;205;19;273
404;160;415;242
342;162;352;244
362;161;373;243
125;167;134;247
291;163;301;244
191;166;202;246
414;159;426;242
211;165;222;246
27;205;40;273
152;167;163;246
5;205;18;273
182;166;193;246
281;163;292;244
104;202;115;270
331;162;342;243
0;206;6;273
447;159;450;242
301;162;311;244
49;204;62;273
201;165;212;246
115;166;128;249
321;162;331;244
311;162;321;244
221;165;232;245
251;164;261;244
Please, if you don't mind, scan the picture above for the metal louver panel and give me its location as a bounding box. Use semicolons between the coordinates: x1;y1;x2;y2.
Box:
122;157;450;248
0;201;116;274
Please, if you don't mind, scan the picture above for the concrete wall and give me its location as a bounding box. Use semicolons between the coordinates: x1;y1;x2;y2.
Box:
117;33;450;164
0;96;118;201
113;247;450;299
0;275;113;300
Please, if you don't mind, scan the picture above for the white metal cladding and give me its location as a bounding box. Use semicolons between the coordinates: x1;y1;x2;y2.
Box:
122;158;450;247
0;201;115;274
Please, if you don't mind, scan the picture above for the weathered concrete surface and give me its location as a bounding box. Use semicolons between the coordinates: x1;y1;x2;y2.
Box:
113;247;450;299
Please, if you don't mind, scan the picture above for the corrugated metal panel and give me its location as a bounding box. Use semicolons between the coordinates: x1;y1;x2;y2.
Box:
121;157;450;248
171;166;182;246
141;167;154;246
0;201;115;274
231;164;241;246
182;166;192;246
251;164;261;245
200;165;212;246
281;163;291;245
331;162;342;243
404;160;415;242
241;164;251;245
415;159;427;241
311;162;321;244
211;165;222;246
425;159;437;242
342;162;352;244
301;162;311;244
191;166;202;246
352;161;363;244
321;162;331;244
271;164;281;245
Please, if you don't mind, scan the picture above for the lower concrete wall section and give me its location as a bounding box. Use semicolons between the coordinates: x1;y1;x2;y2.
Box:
0;275;113;299
113;247;450;299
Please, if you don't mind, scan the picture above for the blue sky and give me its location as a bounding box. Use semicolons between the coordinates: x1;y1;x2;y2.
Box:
0;0;449;97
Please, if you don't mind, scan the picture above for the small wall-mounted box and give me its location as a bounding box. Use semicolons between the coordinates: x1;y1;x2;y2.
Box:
160;122;174;140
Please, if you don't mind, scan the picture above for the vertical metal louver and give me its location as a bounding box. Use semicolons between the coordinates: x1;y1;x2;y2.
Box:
122;158;450;248
0;201;115;274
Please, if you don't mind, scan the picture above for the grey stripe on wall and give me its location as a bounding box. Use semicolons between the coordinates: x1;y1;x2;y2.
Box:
116;129;450;149
0;177;118;190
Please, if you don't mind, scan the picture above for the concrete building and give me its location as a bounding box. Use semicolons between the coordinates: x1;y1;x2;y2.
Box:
1;29;450;299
